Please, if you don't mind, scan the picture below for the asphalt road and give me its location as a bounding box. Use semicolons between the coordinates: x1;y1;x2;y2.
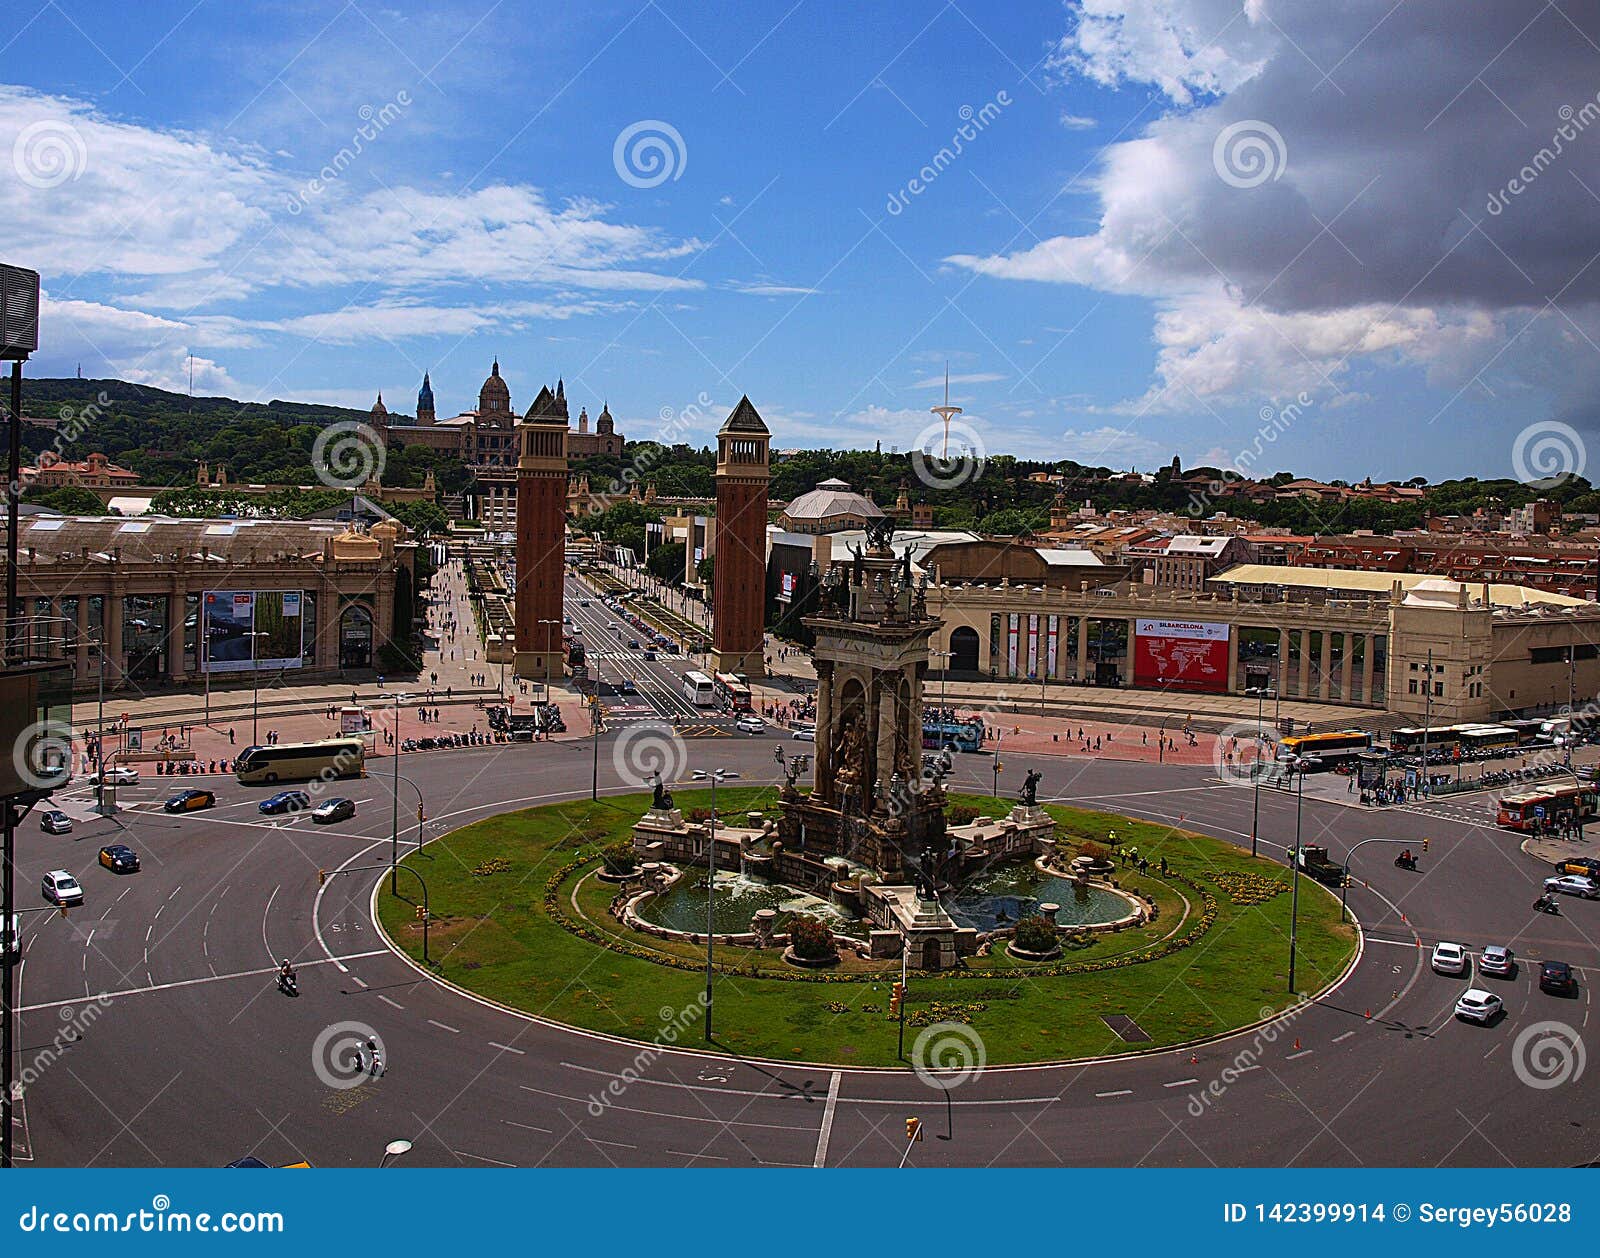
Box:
7;725;1598;1168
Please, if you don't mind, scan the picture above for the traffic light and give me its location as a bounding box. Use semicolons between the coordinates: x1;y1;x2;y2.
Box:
417;804;426;823
995;761;1004;774
1421;837;1430;853
415;904;426;920
905;1116;922;1142
889;982;904;1017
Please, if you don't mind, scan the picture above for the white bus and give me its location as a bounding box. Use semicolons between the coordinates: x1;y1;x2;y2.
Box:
682;671;716;707
235;739;366;786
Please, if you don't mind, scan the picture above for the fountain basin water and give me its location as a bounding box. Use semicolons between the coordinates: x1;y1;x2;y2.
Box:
945;865;1133;933
636;869;867;939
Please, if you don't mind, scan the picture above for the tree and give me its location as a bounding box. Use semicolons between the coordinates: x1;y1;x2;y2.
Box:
388;499;449;538
22;486;107;515
646;539;686;584
787;914;837;961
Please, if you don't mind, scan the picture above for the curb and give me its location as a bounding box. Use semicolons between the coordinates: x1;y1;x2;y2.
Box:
363;811;1367;1078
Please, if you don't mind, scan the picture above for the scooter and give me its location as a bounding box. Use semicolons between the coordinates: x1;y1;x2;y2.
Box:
1533;895;1561;915
1394;853;1418;871
277;971;299;996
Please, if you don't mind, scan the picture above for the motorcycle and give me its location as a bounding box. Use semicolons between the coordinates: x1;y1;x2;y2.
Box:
1533;895;1561;915
276;971;299;996
1394;853;1418;870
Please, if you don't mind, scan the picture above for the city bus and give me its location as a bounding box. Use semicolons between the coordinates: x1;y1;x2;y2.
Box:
234;739;366;786
923;717;985;753
1276;730;1372;766
1389;726;1465;754
1457;724;1520;753
1502;718;1549;745
682;671;716;707
713;672;753;712
1496;783;1599;830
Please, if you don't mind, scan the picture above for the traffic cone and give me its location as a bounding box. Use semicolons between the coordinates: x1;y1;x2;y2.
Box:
1364;1008;1371;1019
1190;1052;1198;1064
1293;1037;1301;1051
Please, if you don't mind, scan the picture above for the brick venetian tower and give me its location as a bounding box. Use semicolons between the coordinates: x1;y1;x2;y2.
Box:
513;375;569;683
712;396;770;678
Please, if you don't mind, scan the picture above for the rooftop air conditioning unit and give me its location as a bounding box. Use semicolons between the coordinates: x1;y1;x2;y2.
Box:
0;264;41;360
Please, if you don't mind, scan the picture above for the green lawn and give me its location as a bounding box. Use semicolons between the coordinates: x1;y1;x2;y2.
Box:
376;789;1357;1067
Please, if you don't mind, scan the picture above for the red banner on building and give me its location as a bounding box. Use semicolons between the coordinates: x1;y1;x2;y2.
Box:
1133;619;1230;693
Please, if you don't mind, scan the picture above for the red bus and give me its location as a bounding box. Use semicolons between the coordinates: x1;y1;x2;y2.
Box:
713;672;752;713
1497;783;1598;830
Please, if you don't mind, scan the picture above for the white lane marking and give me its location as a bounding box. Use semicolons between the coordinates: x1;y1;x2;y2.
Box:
1332;1030;1356;1043
488;1042;526;1055
452;1150;515;1166
261;884;280;964
152;904;163;920
1286;1049;1313;1060
671;1149;729;1162
351;976;368;988
813;1071;841;1168
1163;1078;1199;1088
502;1119;550;1133
1095;1089;1132;1098
16;951;387;1012
428;1019;460;1034
377;995;404;1010
144;925;152;942
588;1138;636;1149
84;929;94;948
167;885;181;900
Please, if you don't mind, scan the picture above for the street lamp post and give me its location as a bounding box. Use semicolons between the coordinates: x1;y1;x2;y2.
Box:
389;692;408;893
1287;754;1314;993
991;730;1004;800
705;767;719;1041
380;1138;413;1167
1248;685;1274;859
536;618;564;706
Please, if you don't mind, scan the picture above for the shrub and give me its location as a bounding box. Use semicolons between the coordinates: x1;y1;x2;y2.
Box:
687;806;712;823
948;804;981;826
601;842;638;875
1013;915;1058;953
1079;841;1109;863
788;913;837;961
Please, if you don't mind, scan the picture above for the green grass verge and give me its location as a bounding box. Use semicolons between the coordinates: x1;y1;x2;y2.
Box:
376;788;1357;1066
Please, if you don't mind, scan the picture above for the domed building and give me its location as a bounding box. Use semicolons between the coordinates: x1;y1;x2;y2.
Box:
567;399;625;457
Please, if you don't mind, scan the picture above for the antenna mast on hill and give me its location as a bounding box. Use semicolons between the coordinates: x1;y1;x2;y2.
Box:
929;362;962;460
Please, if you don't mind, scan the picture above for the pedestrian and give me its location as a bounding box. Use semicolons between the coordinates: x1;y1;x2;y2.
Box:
228;727;235;745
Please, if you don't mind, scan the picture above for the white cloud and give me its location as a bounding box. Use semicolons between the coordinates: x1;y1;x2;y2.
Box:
950;1;1600;431
1058;113;1098;130
910;372;1005;388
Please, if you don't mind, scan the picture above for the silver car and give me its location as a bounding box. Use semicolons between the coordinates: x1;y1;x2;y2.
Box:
1479;945;1515;977
1544;875;1599;900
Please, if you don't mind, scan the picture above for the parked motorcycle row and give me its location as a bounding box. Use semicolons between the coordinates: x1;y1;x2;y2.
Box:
1479;763;1572;787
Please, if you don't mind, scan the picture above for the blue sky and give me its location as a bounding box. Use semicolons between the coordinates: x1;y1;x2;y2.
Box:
6;1;1600;483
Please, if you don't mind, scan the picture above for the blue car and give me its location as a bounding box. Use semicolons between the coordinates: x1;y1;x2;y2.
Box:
259;790;312;815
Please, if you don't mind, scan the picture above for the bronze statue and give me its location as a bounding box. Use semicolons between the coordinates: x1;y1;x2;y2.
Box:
652;772;673;811
1021;767;1042;807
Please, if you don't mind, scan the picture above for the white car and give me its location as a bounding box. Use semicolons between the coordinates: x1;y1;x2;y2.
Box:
41;870;83;907
88;766;140;786
1543;874;1599;900
735;716;765;734
1454;988;1503;1024
1431;941;1470;976
792;724;816;742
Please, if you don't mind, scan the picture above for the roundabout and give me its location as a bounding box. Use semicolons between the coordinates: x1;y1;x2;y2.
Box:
8;732;1597;1167
373;790;1358;1067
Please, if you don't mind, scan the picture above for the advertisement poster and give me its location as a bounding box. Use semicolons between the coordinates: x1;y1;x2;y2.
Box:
203;590;305;673
778;572;797;604
1133;619;1230;693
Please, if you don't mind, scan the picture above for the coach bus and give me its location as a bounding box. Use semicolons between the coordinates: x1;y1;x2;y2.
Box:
1388;726;1464;754
1276;730;1372;766
1497;783;1599;830
923;717;986;753
682;671;716;707
713;672;753;712
1457;724;1520;753
235;738;366;786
